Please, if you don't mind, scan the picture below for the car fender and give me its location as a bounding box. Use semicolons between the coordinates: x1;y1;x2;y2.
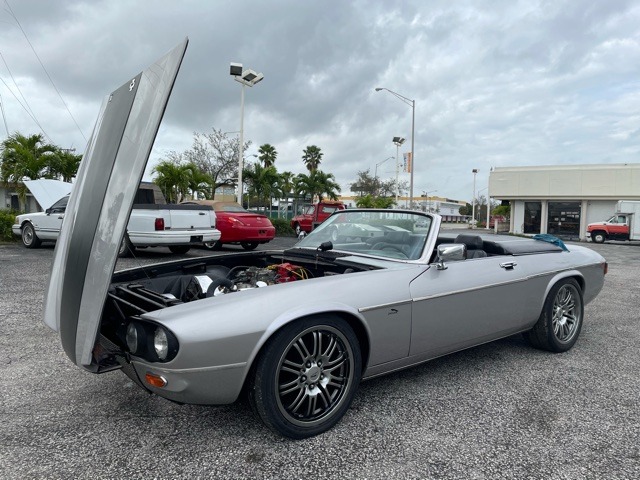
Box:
242;302;372;382
540;269;585;308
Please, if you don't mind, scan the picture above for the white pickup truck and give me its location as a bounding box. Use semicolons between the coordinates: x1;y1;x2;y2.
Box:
12;180;221;256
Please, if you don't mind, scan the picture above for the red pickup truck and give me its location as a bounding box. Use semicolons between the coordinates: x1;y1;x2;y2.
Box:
291;201;346;235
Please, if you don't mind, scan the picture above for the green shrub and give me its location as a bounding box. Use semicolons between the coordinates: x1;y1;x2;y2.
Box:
270;217;295;236
0;209;18;242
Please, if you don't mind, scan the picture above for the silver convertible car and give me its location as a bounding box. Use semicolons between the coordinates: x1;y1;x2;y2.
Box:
44;40;607;439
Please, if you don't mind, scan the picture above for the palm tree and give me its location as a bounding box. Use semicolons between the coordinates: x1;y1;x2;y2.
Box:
152;160;196;203
49;150;82;182
258;144;277;168
0;133;58;184
302;145;323;172
294;169;340;203
243;163;279;212
276;171;295;218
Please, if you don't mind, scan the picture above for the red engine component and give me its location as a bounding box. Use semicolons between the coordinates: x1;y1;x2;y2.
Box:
276;263;305;283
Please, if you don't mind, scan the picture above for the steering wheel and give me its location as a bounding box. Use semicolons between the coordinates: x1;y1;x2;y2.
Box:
371;243;408;258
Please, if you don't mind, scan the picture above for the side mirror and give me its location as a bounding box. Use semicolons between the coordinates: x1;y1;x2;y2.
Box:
45;208;52;215
435;243;467;270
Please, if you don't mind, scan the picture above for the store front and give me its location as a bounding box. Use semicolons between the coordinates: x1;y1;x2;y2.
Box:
547;202;581;238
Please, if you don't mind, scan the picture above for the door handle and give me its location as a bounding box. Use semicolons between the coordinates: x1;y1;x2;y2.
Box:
500;262;517;270
199;212;206;215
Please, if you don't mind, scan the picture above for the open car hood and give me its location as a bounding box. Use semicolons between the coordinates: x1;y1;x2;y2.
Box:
43;39;188;370
24;179;73;210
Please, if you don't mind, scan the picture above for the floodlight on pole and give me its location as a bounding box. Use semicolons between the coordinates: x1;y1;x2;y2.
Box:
376;87;416;208
392;137;405;205
231;62;264;207
472;169;478;226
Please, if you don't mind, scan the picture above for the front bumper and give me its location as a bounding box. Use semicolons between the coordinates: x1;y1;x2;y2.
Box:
11;224;21;236
127;359;247;405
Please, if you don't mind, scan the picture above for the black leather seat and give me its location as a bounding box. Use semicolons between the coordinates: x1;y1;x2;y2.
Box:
455;234;487;258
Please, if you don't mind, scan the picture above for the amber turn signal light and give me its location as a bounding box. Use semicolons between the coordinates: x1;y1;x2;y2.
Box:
145;373;167;388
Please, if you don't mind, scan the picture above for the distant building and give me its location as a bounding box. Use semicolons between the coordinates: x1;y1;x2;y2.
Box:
338;194;468;222
0;182;39;212
489;164;640;240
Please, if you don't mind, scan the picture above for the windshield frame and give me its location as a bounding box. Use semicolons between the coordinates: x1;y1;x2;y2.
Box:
295;208;439;263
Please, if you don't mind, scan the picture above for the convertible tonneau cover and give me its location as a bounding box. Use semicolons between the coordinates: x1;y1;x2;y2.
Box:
438;233;564;255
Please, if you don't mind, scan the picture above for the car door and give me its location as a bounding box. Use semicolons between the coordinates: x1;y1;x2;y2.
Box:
409;255;530;358
36;196;68;240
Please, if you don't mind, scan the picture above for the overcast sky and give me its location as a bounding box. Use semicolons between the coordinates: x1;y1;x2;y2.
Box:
1;0;639;202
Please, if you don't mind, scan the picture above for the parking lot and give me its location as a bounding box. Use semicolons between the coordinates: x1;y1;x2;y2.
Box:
0;238;638;479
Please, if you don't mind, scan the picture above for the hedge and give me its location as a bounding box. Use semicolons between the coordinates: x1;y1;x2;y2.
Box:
0;209;18;242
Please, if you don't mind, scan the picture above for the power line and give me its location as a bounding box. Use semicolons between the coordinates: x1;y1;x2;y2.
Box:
3;0;87;142
0;92;9;136
0;75;52;142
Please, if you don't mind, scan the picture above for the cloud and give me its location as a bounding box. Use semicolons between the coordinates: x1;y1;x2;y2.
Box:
1;0;639;201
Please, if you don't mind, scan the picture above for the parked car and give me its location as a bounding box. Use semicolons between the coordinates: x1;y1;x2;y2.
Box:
586;200;640;243
12;180;221;256
181;200;275;250
290;201;345;235
44;40;608;439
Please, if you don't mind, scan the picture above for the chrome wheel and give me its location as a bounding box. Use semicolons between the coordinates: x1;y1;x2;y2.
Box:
275;325;354;427
21;223;40;248
552;284;581;343
294;223;302;236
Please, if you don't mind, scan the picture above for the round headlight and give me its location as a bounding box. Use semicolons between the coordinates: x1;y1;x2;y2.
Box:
154;327;169;361
126;323;139;353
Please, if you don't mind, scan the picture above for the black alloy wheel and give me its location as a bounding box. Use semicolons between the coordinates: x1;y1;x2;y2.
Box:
249;316;362;439
525;278;584;352
241;242;259;251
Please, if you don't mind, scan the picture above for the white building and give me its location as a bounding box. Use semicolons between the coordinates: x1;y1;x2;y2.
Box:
489;164;640;240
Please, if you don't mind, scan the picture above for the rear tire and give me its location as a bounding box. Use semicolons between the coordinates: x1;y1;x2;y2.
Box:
21;222;41;248
204;241;222;250
524;278;584;353
169;245;191;254
248;316;362;439
118;234;134;258
591;231;606;244
241;241;258;251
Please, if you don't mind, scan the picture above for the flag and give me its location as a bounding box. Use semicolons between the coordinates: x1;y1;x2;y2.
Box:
403;152;412;173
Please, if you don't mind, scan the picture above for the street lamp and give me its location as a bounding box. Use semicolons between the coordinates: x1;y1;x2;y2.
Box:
425;189;438;212
230;62;264;207
392;137;405;204
376;87;416;208
374;156;394;196
471;168;478;226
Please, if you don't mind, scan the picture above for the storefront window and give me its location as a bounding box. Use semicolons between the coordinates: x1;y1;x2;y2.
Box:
524;202;541;233
547;202;581;238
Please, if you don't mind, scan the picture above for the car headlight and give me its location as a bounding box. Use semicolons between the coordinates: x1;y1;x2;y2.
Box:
126;322;143;354
124;321;178;362
154;327;169;360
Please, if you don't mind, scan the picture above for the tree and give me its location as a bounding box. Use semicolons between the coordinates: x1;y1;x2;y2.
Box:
185;129;249;199
295;170;340;202
258;144;277;168
276;171;295;218
49;150;82;182
459;203;472;216
0;133;58;184
302;145;323;172
355;195;395;208
350;169;379;197
152;154;207;203
243;163;279;211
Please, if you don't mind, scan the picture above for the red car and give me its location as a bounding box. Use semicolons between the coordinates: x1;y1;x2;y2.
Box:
183;200;275;250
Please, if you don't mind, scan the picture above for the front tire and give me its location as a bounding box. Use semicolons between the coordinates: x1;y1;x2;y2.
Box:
524;278;584;352
591;231;606;243
21;222;41;248
203;241;222;250
249;316;362;439
294;223;302;236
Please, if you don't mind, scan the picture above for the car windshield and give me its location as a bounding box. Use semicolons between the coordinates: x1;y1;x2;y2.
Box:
296;210;433;260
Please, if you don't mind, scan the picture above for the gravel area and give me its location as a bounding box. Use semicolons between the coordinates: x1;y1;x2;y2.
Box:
0;238;638;479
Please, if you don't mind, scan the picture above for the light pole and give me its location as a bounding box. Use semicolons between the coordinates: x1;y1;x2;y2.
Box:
230;62;264;207
374;156;394;196
425;189;438;212
392;137;405;205
375;87;416;208
471;169;478;226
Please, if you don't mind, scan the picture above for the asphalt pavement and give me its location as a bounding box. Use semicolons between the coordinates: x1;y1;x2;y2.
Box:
0;237;638;479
